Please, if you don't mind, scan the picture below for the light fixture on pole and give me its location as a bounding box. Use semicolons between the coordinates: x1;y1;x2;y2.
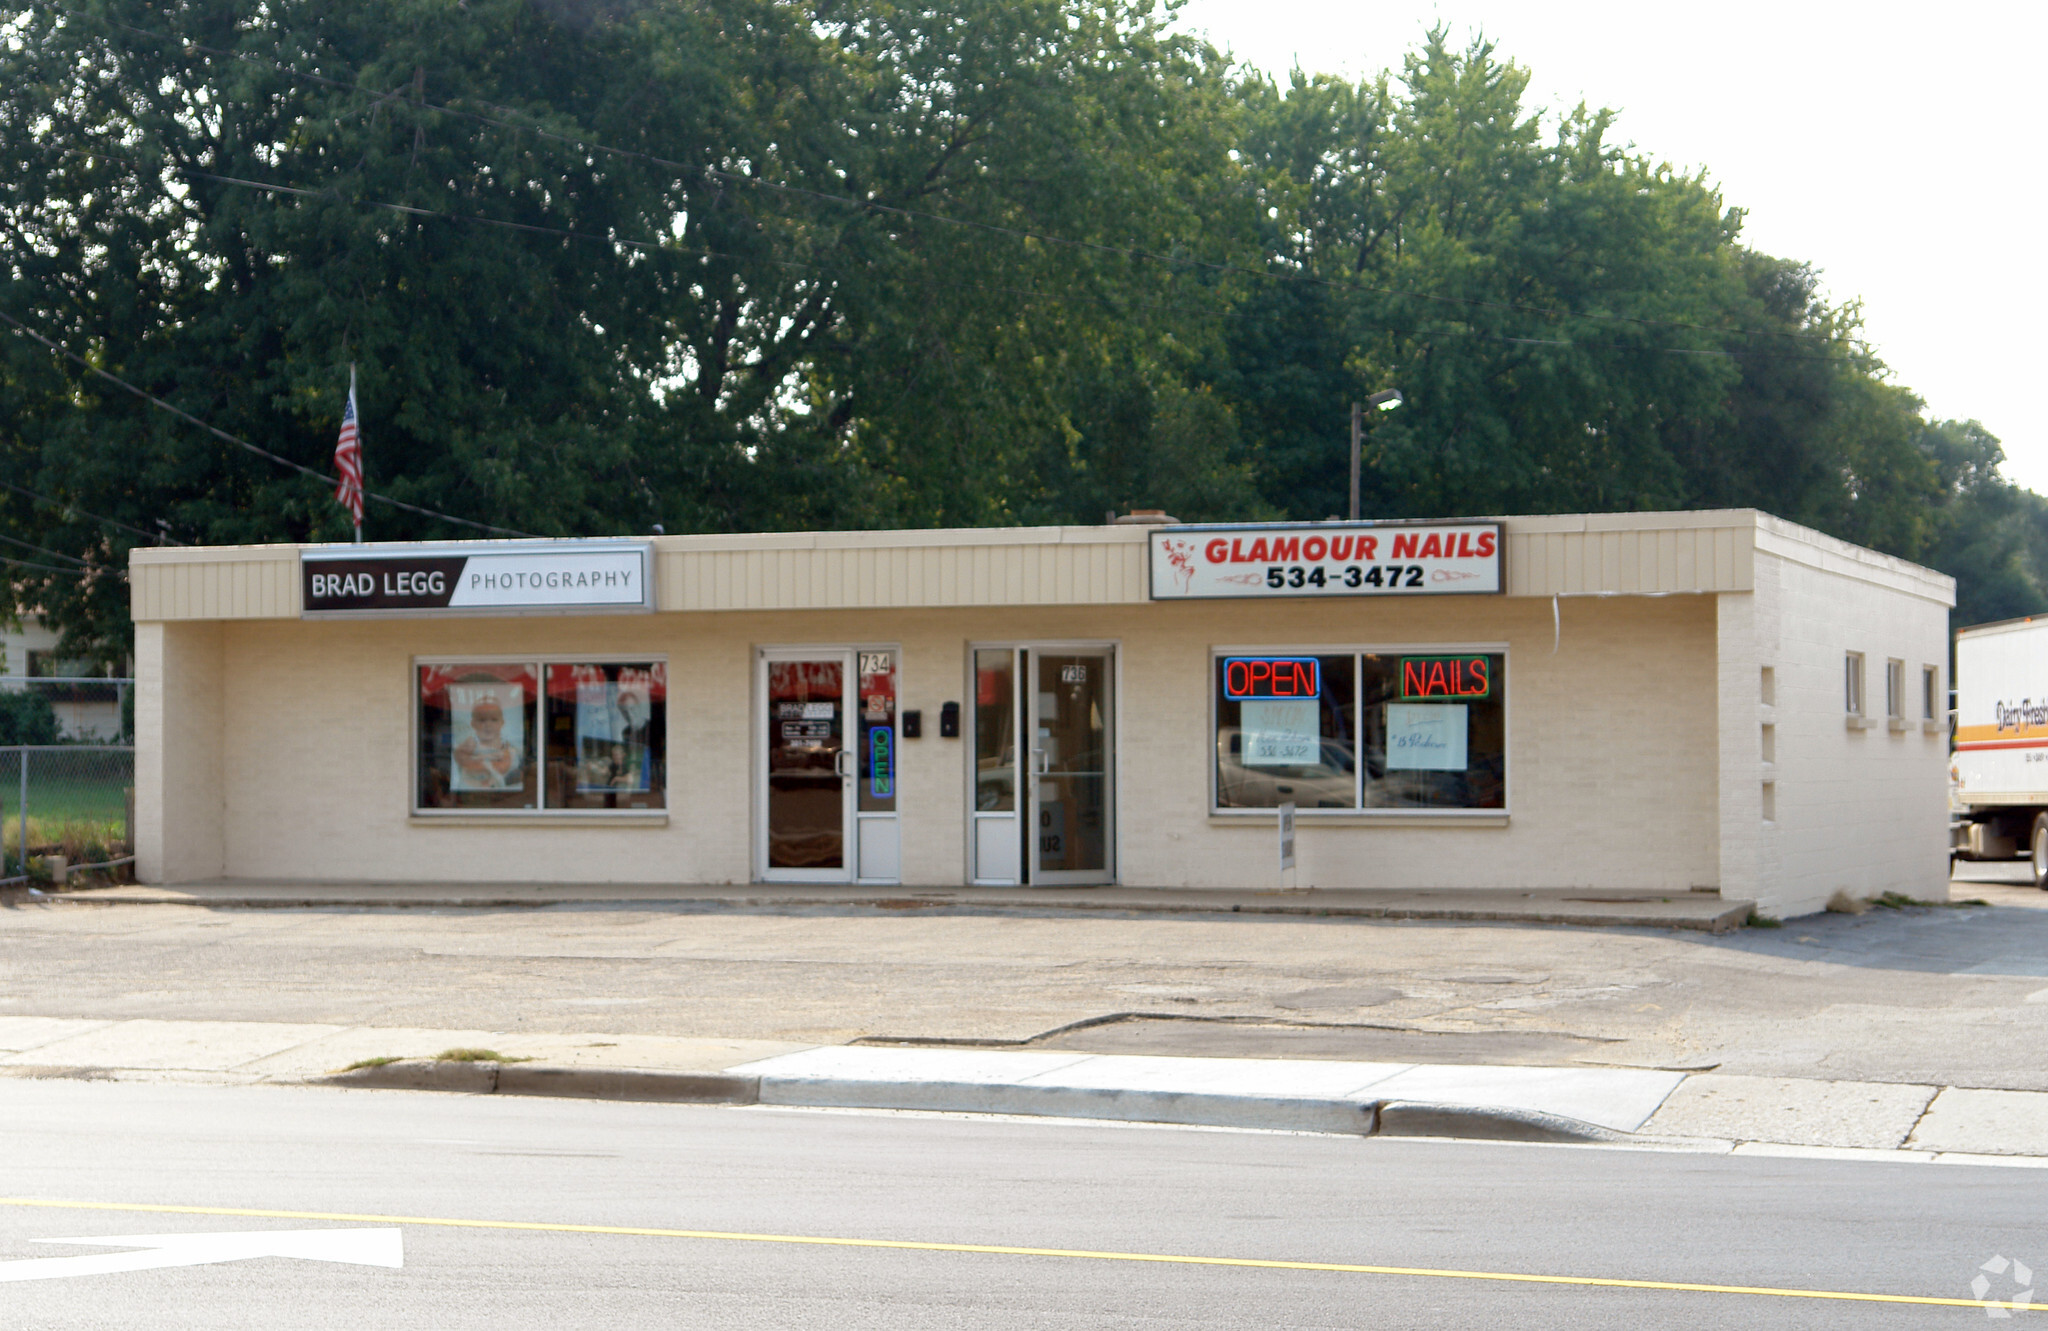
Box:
1349;389;1404;522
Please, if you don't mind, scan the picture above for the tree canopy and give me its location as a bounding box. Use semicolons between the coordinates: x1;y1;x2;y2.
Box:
0;0;2038;662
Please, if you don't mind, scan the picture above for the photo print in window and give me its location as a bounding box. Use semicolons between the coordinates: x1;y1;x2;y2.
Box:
417;663;539;810
545;663;667;810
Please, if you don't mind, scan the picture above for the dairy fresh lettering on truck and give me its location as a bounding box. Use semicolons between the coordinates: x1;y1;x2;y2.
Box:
1149;522;1503;599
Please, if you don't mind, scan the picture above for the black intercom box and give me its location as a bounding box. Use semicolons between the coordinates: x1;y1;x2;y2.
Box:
902;709;922;739
939;701;960;738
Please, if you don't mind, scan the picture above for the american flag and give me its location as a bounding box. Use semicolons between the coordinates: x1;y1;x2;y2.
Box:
333;368;364;530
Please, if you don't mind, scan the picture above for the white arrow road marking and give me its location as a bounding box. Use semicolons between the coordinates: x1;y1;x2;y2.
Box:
0;1228;402;1282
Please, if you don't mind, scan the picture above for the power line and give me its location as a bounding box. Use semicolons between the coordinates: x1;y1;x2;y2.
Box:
0;309;536;538
0;478;187;546
162;159;1865;366
0;531;103;571
49;1;1860;353
0;552;93;578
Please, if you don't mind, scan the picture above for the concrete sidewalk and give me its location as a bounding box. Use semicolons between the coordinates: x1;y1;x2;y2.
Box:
31;881;1755;931
3;1014;2043;1162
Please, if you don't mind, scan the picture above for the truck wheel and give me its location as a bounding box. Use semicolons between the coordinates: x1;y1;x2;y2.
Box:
2033;815;2048;890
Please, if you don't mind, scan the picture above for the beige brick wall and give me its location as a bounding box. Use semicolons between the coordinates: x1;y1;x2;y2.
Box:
1756;549;1952;916
142;595;1725;891
135;621;226;882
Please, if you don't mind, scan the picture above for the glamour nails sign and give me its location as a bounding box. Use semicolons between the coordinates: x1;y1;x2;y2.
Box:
1148;522;1503;599
301;540;653;616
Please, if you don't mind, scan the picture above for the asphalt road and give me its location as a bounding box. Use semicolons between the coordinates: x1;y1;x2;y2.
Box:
0;1080;2038;1327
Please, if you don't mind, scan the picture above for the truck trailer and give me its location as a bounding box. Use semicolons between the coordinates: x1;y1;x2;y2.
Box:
1952;616;2048;885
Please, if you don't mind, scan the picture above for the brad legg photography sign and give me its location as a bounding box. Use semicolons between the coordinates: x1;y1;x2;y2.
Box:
302;540;653;616
1148;521;1503;599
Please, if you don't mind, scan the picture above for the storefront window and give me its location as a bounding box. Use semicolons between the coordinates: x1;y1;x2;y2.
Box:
417;664;539;810
1360;653;1505;810
543;663;667;810
416;659;665;813
1212;651;1506;812
1213;655;1356;809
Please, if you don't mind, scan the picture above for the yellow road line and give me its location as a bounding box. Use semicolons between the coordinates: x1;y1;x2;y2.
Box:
0;1196;2031;1311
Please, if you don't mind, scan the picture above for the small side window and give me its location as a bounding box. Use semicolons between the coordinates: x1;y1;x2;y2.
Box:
1922;665;1938;721
1885;659;1905;720
1844;652;1865;716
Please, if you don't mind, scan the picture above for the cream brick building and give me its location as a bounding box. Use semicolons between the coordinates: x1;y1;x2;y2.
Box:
130;510;1953;918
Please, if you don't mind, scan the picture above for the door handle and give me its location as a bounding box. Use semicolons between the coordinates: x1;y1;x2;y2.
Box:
1031;748;1049;776
834;747;854;780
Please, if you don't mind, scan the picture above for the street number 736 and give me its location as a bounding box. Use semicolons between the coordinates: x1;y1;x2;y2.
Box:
1266;564;1423;590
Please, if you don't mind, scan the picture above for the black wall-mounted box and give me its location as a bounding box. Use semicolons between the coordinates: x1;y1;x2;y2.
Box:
939;701;960;738
901;709;922;739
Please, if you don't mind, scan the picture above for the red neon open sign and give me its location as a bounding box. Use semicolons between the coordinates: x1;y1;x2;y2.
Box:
1223;657;1320;700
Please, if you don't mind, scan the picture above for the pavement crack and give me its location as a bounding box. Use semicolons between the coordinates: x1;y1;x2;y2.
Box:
1900;1086;1943;1148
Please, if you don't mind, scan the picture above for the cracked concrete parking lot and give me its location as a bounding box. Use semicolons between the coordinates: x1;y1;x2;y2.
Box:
4;867;2045;1092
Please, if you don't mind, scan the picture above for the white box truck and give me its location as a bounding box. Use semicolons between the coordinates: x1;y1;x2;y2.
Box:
1952;616;2048;885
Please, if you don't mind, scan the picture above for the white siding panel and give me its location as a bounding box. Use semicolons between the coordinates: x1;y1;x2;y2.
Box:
135;512;1946;621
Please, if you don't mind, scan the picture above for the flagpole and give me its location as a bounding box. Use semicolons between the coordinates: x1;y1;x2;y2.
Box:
350;363;362;545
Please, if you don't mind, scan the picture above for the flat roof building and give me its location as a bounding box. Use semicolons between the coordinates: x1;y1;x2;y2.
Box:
131;509;1953;919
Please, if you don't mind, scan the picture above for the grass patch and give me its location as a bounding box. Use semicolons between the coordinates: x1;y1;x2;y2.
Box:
1745;909;1782;928
1869;891;1988;910
340;1055;402;1072
434;1047;531;1064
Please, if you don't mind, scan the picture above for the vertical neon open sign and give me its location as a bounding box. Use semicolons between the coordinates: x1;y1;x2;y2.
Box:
868;726;894;798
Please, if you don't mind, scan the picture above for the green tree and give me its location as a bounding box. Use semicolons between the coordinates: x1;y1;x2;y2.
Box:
0;0;1253;659
2;6;2038;655
1221;33;1760;522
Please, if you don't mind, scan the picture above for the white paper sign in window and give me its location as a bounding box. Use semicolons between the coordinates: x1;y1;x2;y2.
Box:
1241;700;1320;766
1386;703;1467;771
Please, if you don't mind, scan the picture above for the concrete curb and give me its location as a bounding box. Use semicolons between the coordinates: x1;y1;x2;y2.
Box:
754;1074;1380;1134
42;886;1755;932
322;1060;761;1105
314;1060;1621;1141
1374;1100;1627;1143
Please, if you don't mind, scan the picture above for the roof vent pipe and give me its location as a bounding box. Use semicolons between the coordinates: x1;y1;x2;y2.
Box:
1111;509;1181;525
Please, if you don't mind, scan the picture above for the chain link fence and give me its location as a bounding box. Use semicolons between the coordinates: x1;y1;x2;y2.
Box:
0;675;130;744
0;745;135;885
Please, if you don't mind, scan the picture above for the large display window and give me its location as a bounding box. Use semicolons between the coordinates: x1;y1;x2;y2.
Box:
416;659;666;814
1213;649;1505;813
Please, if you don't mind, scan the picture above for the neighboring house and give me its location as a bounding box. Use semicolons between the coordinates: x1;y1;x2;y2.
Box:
0;615;127;741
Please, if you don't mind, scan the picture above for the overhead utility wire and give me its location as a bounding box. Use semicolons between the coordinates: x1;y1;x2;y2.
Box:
63;3;1858;353
0;552;94;577
0;478;188;546
0;309;536;539
0;531;99;569
169;161;1259;323
69;142;1251;337
155;159;1861;365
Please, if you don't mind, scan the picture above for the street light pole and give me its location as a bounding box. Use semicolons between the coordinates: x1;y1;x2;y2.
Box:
1348;401;1362;522
1349;389;1403;523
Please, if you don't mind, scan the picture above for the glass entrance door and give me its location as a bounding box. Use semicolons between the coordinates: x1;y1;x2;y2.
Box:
761;651;854;882
971;648;1020;883
1027;650;1114;885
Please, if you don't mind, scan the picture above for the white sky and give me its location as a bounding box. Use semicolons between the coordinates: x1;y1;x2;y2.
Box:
1170;0;2048;491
